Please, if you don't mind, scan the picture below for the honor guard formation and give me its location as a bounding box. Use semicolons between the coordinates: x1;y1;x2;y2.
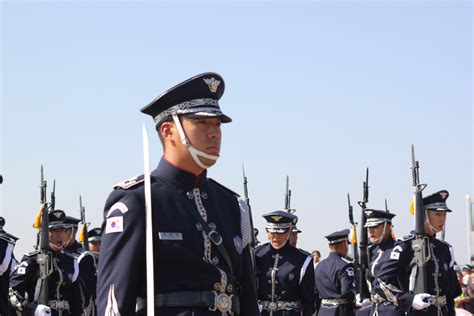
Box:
0;73;471;316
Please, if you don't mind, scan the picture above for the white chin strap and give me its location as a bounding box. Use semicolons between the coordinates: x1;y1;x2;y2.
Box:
373;222;388;245
172;113;219;169
425;210;441;234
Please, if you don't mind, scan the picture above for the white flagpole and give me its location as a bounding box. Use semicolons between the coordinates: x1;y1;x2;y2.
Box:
142;124;155;315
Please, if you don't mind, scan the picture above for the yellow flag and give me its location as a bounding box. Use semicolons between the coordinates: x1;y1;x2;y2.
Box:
33;205;44;229
410;197;415;216
79;224;86;242
350;225;357;244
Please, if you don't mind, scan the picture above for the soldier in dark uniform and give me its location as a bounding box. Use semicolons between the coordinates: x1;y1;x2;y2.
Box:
255;211;316;316
97;72;259;315
355;209;398;316
289;226;302;248
63;215;97;316
87;227;102;263
1;217;19;316
373;190;461;315
315;229;356;316
9;210;82;316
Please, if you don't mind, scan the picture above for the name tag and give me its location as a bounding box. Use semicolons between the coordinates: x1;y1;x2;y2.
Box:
158;232;183;240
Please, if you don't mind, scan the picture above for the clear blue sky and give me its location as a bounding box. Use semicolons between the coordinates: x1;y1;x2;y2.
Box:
1;1;472;262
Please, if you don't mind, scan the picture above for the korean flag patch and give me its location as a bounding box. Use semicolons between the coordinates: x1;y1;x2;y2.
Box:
106;216;124;234
346;268;355;277
390;251;400;260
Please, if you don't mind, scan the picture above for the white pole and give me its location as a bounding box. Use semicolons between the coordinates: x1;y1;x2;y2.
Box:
466;195;472;264
142;124;155;315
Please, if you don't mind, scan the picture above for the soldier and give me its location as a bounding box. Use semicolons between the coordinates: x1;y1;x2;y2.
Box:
255;211;316;316
315;229;356;316
63;215;97;316
1;217;18;316
356;209;397;316
374;190;461;315
311;250;321;268
289;226;302;248
87;227;102;263
9;210;82;315
97;72;259;315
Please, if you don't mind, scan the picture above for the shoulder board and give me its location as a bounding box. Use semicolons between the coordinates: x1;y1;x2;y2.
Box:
297;248;311;256
61;251;78;260
342;256;354;264
397;234;415;242
63;249;79;258
113;174;144;190
26;250;40;257
208;178;240;197
437;239;452;247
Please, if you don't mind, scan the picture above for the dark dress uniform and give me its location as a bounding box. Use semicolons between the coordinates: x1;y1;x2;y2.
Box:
315;229;356;316
0;217;18;316
373;191;461;316
9;211;83;316
97;72;258;316
255;211;315;316
354;209;401;316
64;239;97;316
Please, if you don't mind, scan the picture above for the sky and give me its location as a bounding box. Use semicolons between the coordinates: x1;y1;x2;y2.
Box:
1;1;472;263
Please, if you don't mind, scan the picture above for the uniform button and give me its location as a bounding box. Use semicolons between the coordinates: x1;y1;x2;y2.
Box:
209;223;216;230
187;191;194;199
214;282;221;291
196;223;203;231
227;285;233;293
212;257;219;265
201;192;208;199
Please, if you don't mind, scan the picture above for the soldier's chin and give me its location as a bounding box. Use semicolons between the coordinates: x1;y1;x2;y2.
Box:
49;242;64;252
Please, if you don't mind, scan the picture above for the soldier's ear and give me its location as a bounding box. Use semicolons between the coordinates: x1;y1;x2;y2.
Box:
160;121;175;140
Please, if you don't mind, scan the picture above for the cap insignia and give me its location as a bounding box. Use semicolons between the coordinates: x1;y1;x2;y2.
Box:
203;77;221;93
53;212;62;219
440;192;448;199
271;215;283;222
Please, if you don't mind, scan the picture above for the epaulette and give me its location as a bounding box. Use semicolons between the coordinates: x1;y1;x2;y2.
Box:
437;239;452;247
61;251;78;260
0;231;19;242
113;174;144;190
342;256;354;263
397;234;415;242
297;248;311;256
208;178;240;197
26;250;40;257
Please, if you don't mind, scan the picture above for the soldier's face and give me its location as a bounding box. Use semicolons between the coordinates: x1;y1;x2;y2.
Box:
368;224;384;243
289;232;298;247
267;231;290;249
425;210;447;233
168;117;222;168
49;227;67;251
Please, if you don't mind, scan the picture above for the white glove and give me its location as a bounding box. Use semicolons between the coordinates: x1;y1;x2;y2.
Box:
34;304;51;316
412;293;432;310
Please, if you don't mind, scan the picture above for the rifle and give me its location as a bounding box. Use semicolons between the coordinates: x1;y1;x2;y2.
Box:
356;168;370;300
242;164;257;269
410;145;429;294
79;195;89;251
284;176;295;214
50;180;56;212
347;194;359;264
36;165;53;306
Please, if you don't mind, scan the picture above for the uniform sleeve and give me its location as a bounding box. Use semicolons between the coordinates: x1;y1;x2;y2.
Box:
447;245;461;316
339;263;356;303
9;255;38;303
97;189;146;316
239;244;260;316
374;240;414;312
78;253;97;314
300;256;316;316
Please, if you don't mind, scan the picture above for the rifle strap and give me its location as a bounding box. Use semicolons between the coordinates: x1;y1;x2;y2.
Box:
154;177;235;276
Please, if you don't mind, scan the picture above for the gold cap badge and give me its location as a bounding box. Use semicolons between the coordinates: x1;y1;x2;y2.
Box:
203;77;221;93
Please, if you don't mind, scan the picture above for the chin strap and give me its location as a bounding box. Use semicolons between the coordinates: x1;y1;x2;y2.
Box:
171;113;219;169
373;222;388;245
425;209;442;234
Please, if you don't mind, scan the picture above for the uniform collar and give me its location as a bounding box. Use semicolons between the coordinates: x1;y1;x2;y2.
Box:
154;157;207;188
378;238;395;250
270;240;291;253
